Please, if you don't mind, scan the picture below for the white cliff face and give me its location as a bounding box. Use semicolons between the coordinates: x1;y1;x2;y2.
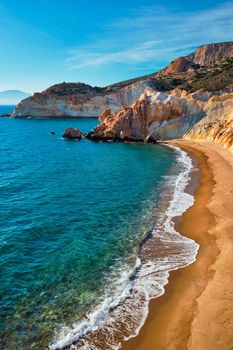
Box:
147;89;206;139
12;80;151;118
184;93;233;152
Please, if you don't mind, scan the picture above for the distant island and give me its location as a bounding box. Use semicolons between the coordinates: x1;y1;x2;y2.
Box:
0;90;31;105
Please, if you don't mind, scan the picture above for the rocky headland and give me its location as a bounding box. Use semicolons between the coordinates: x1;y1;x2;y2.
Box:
12;81;150;118
12;41;233;151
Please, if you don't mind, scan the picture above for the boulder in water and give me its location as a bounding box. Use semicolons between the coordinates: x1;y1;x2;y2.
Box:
1;113;11;118
62;127;82;140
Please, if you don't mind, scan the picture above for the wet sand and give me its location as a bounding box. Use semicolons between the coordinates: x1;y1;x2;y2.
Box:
121;140;233;350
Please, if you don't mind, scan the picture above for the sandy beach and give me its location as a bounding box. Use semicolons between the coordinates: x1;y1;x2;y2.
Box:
121;140;233;350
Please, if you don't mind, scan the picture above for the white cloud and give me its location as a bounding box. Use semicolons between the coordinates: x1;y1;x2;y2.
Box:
66;2;233;71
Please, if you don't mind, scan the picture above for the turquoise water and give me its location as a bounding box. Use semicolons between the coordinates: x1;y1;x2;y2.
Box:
0;115;181;349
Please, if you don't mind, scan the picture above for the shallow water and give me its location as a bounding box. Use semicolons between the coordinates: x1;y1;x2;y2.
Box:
0;116;192;349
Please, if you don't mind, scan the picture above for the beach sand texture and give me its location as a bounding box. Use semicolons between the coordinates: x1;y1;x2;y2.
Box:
121;140;233;350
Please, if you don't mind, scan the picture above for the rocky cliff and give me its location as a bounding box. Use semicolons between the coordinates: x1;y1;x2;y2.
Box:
187;42;233;66
12;80;151;118
87;88;207;141
13;41;233;118
85;42;233;145
184;93;233;152
12;41;233;152
159;41;233;75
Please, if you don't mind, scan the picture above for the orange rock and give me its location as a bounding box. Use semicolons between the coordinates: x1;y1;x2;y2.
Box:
89;89;206;141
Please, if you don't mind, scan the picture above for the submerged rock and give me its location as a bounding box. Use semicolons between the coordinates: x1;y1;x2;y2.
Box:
1;113;11;117
62;127;82;140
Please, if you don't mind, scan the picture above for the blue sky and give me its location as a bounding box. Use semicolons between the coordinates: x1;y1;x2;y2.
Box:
0;0;233;93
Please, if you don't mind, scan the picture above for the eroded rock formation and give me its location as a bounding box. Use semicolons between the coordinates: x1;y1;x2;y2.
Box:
87;88;206;141
184;93;233;152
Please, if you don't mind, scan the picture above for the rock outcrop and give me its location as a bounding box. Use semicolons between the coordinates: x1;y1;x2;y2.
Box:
187;42;233;66
85;42;233;143
87;88;206;141
184;93;233;152
62;127;82;140
12;80;150;118
160;57;199;75
160;41;233;75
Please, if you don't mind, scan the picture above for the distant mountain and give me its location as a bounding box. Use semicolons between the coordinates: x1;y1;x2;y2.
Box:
0;90;31;105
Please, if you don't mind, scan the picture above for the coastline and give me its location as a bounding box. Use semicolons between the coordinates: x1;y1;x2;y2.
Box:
121;140;233;350
51;141;199;350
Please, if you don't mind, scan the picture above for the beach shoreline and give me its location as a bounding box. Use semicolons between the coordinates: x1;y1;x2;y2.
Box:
53;141;199;350
121;140;233;350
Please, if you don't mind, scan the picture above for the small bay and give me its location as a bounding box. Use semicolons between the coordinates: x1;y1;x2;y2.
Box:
0;114;178;349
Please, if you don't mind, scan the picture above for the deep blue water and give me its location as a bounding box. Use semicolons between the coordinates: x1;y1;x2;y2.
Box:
0;114;178;349
0;105;15;114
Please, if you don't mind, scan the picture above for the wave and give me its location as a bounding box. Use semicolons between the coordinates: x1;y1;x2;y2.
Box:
49;144;199;350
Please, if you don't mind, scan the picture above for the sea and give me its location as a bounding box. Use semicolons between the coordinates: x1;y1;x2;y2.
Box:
0;106;199;350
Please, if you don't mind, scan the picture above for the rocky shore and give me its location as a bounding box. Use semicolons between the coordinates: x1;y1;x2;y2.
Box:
83;42;233;151
12;42;233;152
87;89;233;152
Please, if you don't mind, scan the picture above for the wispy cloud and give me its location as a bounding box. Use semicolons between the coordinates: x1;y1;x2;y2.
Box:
66;2;233;71
67;41;162;70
